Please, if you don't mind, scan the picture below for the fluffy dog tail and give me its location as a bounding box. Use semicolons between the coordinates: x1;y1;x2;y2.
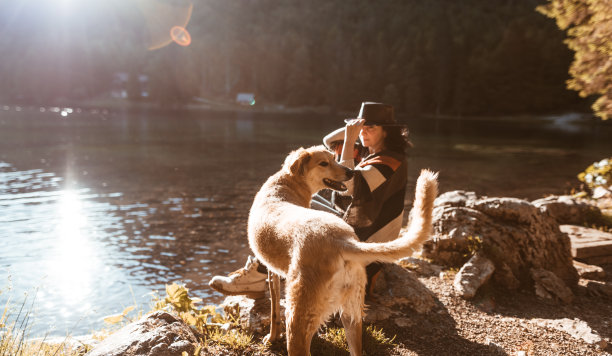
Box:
341;169;438;265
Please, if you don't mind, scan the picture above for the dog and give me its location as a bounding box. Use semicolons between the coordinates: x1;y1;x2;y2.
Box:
248;145;438;356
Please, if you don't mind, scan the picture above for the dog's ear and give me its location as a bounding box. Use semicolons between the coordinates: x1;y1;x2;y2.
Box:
284;148;311;176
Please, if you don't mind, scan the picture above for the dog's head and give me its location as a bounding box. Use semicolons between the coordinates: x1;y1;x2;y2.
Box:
283;145;353;193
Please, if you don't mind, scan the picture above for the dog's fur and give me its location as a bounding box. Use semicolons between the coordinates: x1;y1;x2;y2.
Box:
248;145;438;356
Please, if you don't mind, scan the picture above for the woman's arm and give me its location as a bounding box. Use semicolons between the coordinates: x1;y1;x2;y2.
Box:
338;119;364;195
340;119;364;169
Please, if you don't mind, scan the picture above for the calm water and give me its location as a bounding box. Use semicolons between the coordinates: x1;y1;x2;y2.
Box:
1;105;611;336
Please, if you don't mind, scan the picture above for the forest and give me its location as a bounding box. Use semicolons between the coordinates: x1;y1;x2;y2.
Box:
0;0;589;115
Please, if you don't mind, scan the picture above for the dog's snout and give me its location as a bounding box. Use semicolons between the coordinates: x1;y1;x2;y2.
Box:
344;167;354;179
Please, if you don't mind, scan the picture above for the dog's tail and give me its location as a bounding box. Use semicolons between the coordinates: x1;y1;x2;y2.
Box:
340;169;438;265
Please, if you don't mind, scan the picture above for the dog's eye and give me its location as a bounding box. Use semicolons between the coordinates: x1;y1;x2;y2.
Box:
319;161;329;167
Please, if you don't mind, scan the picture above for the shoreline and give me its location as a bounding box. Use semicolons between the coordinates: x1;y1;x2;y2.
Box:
2;97;602;123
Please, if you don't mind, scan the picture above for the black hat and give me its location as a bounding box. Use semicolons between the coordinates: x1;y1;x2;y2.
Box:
344;102;406;126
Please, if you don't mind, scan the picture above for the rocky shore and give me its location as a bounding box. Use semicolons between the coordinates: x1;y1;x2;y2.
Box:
74;190;612;356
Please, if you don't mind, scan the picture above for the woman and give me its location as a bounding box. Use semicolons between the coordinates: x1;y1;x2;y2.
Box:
332;102;412;295
209;102;412;298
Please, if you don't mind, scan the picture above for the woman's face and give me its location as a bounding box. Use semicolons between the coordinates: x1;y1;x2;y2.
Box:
359;125;386;153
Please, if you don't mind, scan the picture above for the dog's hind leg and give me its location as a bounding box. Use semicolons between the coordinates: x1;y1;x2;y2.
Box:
285;276;321;356
341;313;363;356
339;263;366;356
264;271;282;343
285;314;316;356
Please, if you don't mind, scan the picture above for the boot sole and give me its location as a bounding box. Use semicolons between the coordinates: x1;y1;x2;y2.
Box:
209;283;267;300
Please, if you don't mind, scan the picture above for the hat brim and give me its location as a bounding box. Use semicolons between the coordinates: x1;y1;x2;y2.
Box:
343;118;408;126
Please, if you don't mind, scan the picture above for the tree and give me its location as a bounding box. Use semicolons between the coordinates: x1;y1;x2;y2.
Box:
538;0;612;119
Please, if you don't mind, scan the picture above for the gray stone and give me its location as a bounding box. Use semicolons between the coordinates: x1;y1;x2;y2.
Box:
573;260;606;280
592;186;612;199
424;191;579;293
393;317;415;328
492;261;521;290
561;225;612;262
221;295;282;335
453;253;495;299
532;195;604;225
531;268;574;304
363;305;397;324
398;257;443;276
372;263;436;314
434;190;479;207
86;311;198;356
583;280;612;298
531;318;607;349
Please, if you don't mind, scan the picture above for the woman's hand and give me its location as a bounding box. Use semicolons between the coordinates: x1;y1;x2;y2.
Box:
344;118;365;145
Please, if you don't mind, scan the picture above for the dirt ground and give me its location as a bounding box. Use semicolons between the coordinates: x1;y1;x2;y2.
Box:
198;261;611;356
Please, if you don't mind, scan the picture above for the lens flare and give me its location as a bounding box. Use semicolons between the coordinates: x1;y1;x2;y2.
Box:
137;0;193;51
170;26;191;47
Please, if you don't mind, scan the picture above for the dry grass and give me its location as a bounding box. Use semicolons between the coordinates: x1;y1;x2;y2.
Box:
0;287;89;356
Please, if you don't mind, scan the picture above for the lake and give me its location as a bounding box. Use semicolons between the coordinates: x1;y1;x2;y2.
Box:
1;105;611;336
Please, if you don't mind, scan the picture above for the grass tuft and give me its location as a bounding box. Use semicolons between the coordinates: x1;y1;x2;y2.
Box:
312;323;397;355
0;286;85;356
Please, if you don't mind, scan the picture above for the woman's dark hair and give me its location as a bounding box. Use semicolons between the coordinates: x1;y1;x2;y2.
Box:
382;126;413;153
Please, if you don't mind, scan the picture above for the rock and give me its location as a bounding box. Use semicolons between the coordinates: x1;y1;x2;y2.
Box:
491;261;521;290
363;305;397;324
532;195;605;226
592;186;612;199
583;280;612;298
531;268;574;304
573;260;606;280
423;191;579;294
372;263;436;314
221;295;282;335
434;190;479;207
531;318;607;349
393;317;415;328
561;225;612;265
453;253;495;299
86;311;198;356
398;257;443;276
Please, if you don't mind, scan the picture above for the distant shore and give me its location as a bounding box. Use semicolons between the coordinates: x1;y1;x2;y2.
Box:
2;96;603;124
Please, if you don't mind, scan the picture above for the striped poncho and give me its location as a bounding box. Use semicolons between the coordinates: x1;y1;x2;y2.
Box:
340;149;408;243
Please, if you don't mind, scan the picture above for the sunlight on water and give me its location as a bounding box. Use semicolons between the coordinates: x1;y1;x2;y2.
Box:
0;158;224;336
46;190;97;307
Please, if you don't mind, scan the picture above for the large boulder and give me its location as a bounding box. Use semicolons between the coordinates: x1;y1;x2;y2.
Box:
532;195;605;226
423;191;579;298
86;311;199;356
